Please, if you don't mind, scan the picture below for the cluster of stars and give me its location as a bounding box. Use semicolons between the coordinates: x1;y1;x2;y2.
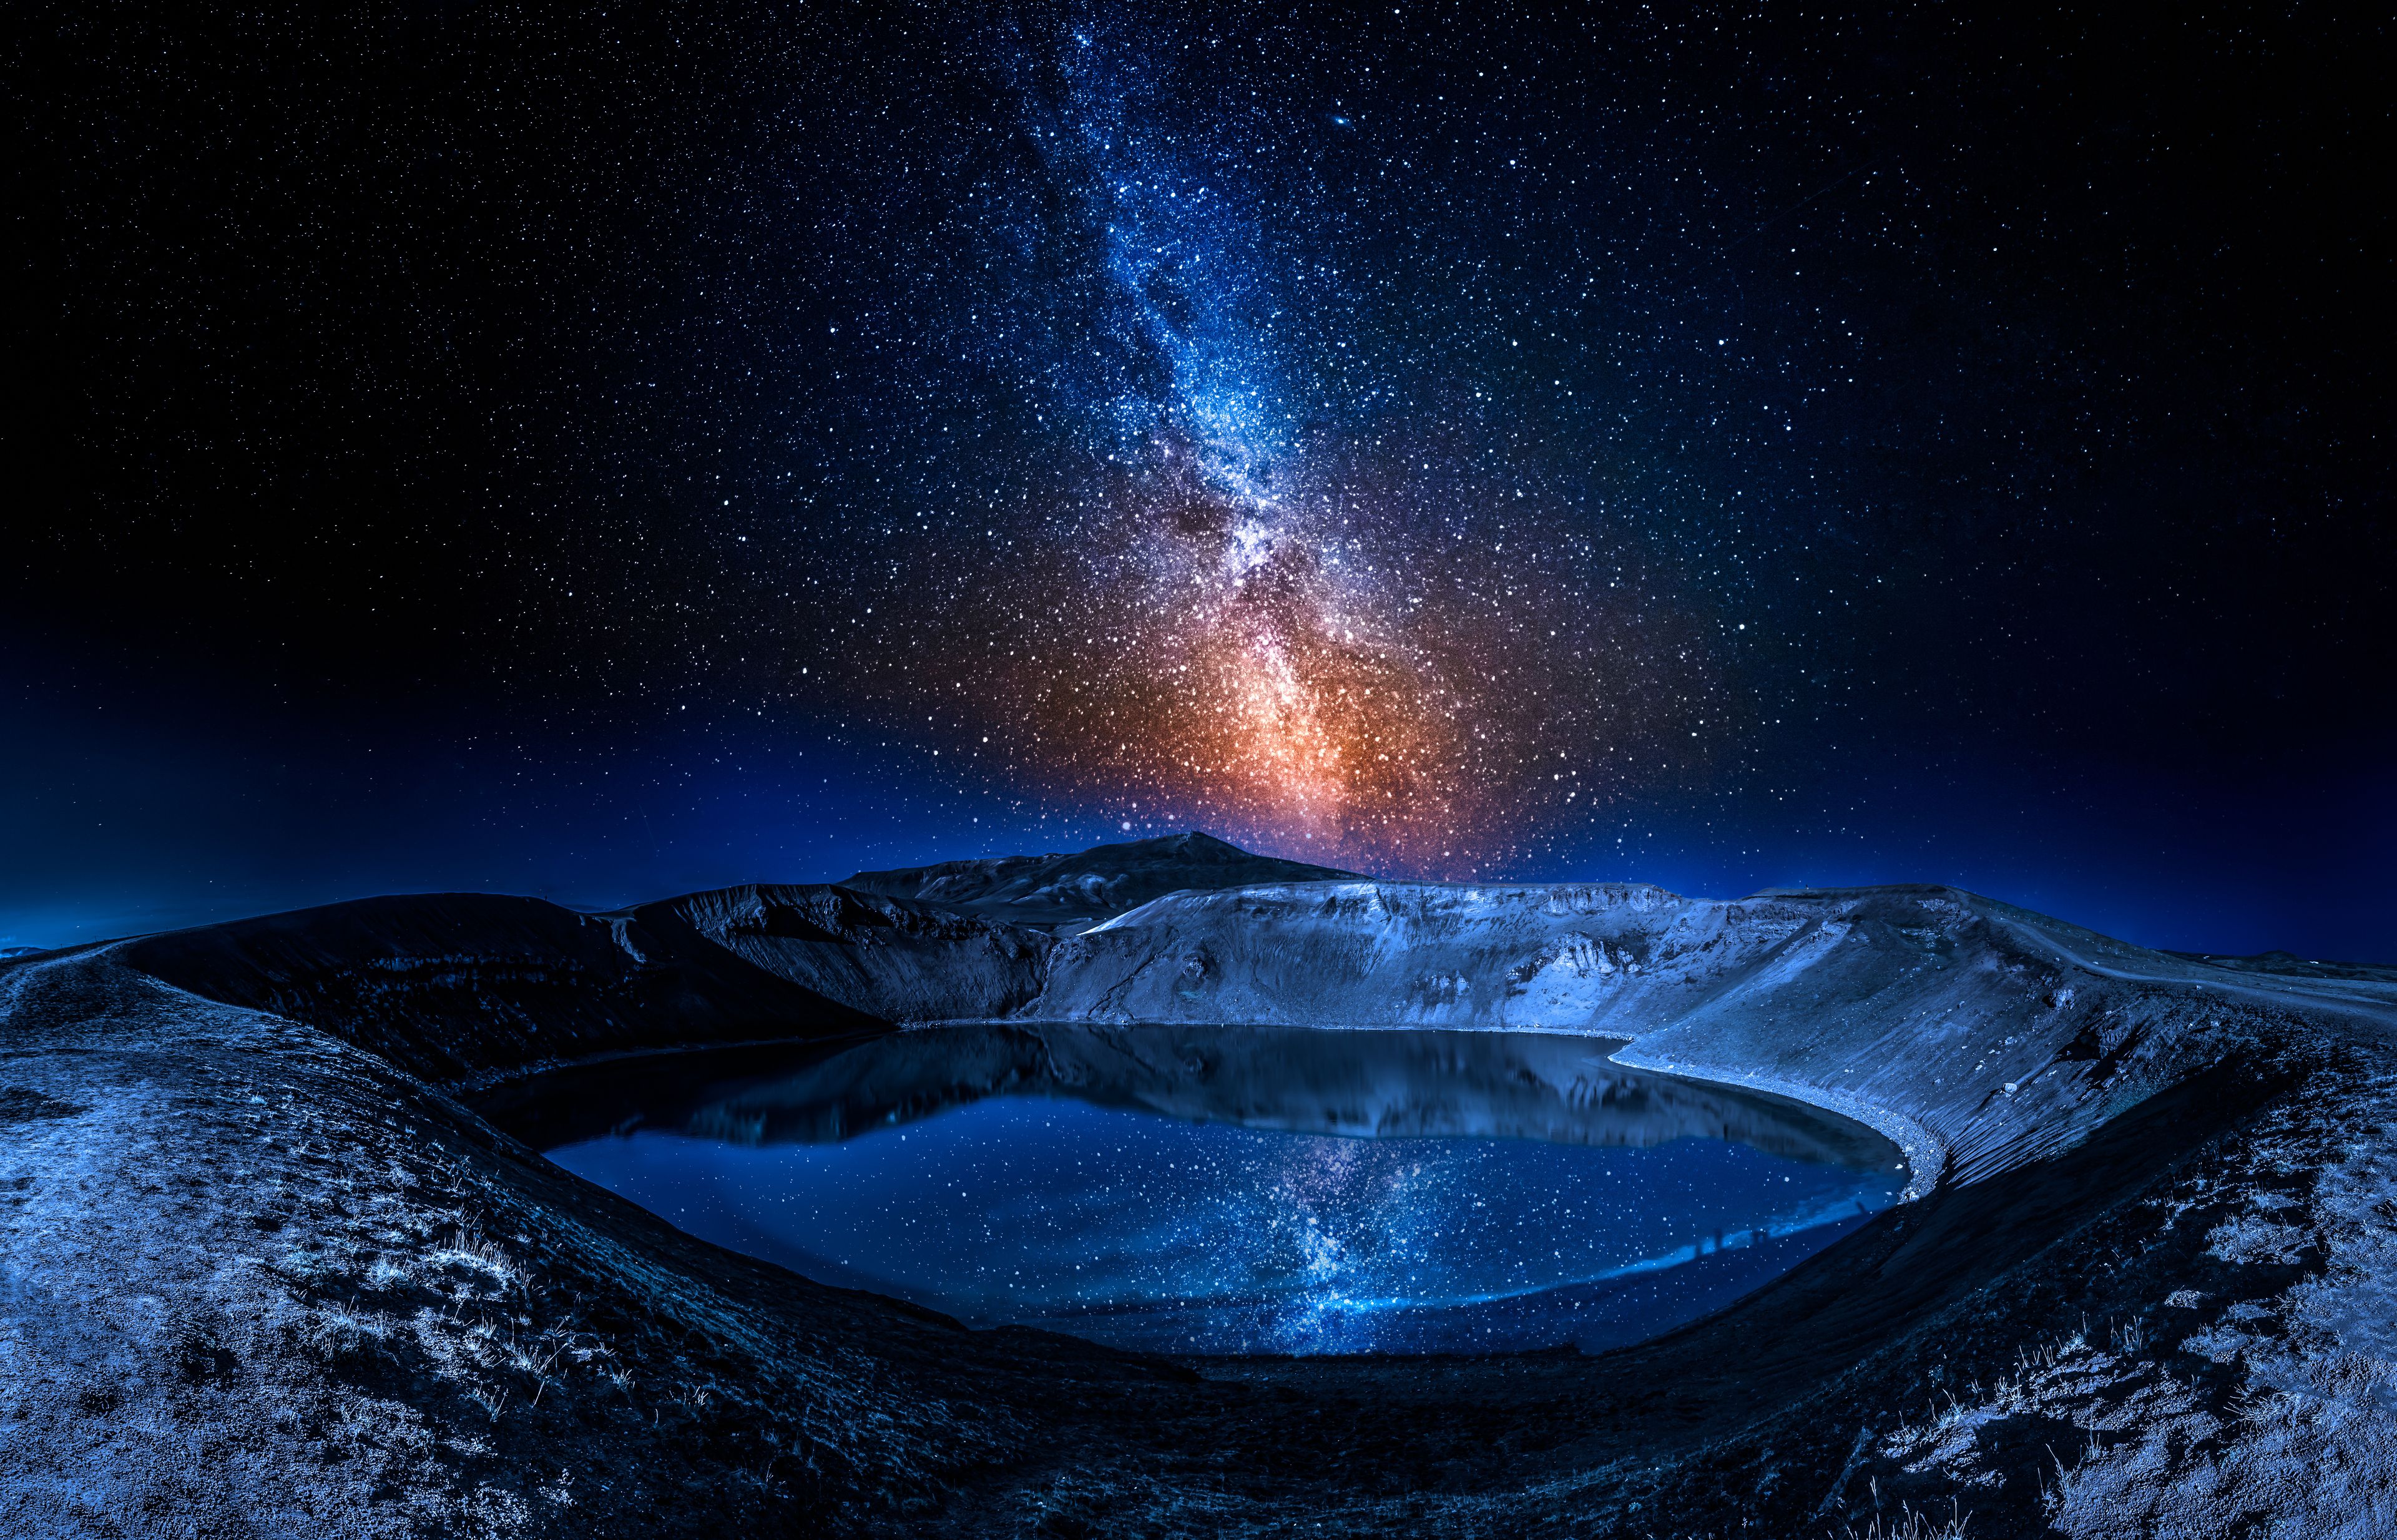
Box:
790;13;1737;871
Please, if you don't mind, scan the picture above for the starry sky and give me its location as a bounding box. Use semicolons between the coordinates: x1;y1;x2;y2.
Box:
9;2;2393;956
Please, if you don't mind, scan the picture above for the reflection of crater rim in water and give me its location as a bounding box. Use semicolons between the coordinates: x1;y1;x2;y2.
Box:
501;1025;1906;1356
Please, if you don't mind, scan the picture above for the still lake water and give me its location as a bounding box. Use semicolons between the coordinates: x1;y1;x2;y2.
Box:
495;1024;1904;1356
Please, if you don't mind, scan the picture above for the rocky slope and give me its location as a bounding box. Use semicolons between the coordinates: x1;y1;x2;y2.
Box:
1027;878;2385;1190
4;840;2395;1538
651;884;1052;1027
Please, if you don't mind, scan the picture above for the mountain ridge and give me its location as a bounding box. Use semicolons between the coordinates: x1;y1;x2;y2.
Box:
841;829;1359;933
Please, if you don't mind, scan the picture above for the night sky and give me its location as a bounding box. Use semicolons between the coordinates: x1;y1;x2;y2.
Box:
9;2;2393;956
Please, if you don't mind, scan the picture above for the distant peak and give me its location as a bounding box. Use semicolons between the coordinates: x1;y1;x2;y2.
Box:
840;828;1361;927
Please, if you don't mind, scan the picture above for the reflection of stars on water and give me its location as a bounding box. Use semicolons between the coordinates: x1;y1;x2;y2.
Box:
554;1092;1903;1356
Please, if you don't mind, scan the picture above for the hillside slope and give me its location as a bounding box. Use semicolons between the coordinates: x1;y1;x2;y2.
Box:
1028;880;2394;1187
116;884;1049;1085
639;884;1051;1027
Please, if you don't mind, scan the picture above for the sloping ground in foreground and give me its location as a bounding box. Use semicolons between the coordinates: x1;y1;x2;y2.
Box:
1;868;2394;1537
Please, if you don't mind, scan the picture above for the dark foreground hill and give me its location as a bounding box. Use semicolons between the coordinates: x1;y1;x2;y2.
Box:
2;836;2395;1538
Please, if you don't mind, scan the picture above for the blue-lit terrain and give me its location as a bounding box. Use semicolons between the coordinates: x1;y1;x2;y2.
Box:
10;853;2393;1534
536;1026;1903;1355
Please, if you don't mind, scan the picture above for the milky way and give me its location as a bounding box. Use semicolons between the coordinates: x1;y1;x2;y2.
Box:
801;12;1733;873
17;1;2393;946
